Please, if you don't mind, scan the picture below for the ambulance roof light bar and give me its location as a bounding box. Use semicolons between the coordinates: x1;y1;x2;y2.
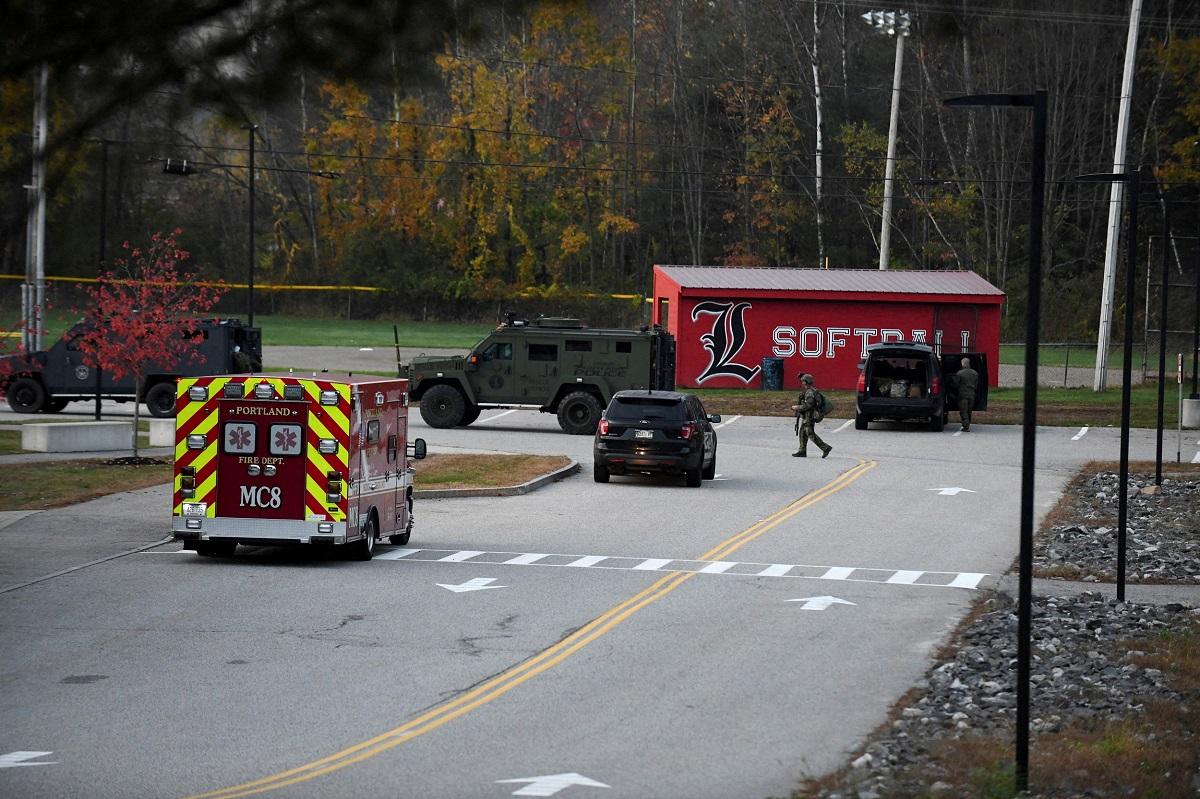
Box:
254;382;274;399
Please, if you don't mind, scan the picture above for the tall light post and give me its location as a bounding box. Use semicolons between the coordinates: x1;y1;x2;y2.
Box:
861;10;911;270
944;90;1046;797
244;124;258;327
1076;167;1141;605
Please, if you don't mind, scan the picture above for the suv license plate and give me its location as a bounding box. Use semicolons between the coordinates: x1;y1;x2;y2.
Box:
634;429;653;439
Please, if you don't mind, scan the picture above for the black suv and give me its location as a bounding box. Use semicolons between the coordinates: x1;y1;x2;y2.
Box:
593;390;720;487
855;342;988;432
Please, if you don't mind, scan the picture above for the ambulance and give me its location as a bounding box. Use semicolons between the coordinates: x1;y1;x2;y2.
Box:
171;373;426;560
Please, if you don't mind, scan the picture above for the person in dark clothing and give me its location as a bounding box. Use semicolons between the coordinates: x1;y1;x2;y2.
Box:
791;373;831;458
954;357;979;431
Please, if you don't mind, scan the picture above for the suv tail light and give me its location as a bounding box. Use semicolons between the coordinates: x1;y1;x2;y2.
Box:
680;422;695;440
856;372;866;392
598;419;610;436
931;376;941;395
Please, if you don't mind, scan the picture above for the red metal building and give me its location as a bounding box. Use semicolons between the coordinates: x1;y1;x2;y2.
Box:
652;266;1005;391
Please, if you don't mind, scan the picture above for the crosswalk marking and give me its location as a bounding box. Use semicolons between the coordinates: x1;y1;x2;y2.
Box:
566;555;607;568
947;572;988;590
440;550;485;562
885;570;923;585
756;564;793;577
378;548;987;590
633;558;673;571
505;553;550;565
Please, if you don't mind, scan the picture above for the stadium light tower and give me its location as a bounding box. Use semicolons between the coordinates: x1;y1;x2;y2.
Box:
861;10;911;270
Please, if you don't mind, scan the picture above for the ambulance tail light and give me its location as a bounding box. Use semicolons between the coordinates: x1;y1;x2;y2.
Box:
319;391;339;406
326;470;343;503
856;372;866;393
283;385;304;400
318;439;339;455
180;466;196;498
186;434;207;450
931;375;941;395
187;386;208;402
223;383;245;399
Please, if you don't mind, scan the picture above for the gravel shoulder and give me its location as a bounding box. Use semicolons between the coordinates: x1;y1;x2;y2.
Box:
801;465;1200;798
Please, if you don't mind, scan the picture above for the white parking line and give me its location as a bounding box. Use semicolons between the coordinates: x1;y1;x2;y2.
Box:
952;429;963;437
714;415;742;429
1072;426;1089;441
476;409;519;424
1193;450;1200;464
832;419;853;433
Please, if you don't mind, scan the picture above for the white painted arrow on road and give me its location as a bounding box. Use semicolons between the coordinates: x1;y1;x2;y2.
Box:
787;596;856;611
437;577;506;593
927;487;976;496
0;751;56;768
496;772;610;796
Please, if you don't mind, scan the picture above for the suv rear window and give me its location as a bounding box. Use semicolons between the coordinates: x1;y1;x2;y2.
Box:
607;397;685;422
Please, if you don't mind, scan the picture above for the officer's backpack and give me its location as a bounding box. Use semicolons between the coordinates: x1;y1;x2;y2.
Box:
813;390;833;422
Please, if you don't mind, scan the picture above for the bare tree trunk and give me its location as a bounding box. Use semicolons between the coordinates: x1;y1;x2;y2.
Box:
811;0;825;268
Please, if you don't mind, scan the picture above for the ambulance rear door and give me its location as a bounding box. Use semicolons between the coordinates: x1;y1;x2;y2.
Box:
217;398;308;520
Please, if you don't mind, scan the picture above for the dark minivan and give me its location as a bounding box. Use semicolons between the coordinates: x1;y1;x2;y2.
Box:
593;390;719;487
855;342;988;432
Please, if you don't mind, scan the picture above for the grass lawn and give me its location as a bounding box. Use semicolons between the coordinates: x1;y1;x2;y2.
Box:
0;459;174;509
0;453;572;510
693;384;1193;429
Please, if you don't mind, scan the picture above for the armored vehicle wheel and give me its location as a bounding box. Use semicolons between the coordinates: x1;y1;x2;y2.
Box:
353;516;377;561
702;448;716;480
6;377;46;413
196;540;237;557
593;461;610;483
420;385;466;428
459;404;481;426
557;391;602;435
43;397;69;413
929;413;945;432
685;463;703;487
145;383;177;418
854;412;870;430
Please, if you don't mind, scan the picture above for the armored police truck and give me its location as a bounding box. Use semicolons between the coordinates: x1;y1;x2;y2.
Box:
404;316;676;434
2;318;261;418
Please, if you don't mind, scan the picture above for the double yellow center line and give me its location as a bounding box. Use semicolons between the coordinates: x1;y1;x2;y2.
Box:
186;458;876;799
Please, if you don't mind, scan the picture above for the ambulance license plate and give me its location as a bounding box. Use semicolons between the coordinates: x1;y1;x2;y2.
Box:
182;502;208;517
635;429;653;439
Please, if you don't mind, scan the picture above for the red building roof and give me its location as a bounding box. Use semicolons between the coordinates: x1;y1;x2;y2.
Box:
654;266;1004;298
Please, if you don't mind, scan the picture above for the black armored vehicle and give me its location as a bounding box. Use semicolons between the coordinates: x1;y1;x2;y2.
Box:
2;317;261;417
404;316;676;434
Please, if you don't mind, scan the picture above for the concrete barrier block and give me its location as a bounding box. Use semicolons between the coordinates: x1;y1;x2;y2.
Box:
21;422;133;453
1183;398;1200;430
148;419;176;447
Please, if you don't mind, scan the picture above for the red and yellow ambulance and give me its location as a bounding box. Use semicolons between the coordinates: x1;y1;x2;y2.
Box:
171;374;426;560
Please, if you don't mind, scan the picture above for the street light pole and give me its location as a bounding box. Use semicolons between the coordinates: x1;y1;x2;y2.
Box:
944;90;1046;797
862;10;911;270
1077;167;1141;602
244;123;258;328
1156;203;1170;485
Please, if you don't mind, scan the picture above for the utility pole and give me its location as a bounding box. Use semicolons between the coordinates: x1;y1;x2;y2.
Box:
23;63;49;353
861;10;911;271
1093;0;1143;391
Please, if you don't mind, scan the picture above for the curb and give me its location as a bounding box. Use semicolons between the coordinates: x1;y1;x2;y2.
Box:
414;459;580;499
990;573;1200;607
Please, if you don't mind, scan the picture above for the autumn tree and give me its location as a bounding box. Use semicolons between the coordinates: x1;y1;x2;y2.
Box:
72;229;225;459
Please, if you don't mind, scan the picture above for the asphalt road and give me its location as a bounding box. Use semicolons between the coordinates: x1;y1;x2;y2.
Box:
4;406;1193;799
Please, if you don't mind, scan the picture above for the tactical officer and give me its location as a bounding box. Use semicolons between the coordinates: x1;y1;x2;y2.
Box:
791;373;832;458
954;357;979;431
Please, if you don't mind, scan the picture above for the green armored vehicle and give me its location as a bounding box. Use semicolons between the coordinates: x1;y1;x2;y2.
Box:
404;316;676;434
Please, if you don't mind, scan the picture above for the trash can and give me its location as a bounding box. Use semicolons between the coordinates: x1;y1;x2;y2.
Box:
760;357;783;391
